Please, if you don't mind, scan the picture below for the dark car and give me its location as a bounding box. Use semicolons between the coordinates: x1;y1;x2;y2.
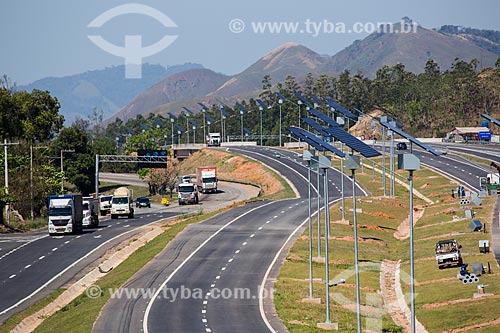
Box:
136;197;151;208
397;142;407;150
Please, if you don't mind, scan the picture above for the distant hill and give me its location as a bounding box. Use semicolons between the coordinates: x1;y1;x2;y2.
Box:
437;25;500;56
330;22;499;77
112;68;229;122
18;63;203;124
211;42;336;96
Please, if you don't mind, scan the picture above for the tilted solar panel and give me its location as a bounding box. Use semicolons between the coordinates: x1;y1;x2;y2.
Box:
325;127;381;158
380;122;442;156
307;109;340;128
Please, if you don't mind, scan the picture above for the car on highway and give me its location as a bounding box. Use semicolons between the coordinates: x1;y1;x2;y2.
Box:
397;142;407;150
135;197;151;208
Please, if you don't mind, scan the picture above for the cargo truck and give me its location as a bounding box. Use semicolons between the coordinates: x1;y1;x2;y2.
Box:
82;196;99;228
99;194;113;215
48;194;84;235
111;187;134;219
207;132;221;147
178;182;198;205
196;166;218;193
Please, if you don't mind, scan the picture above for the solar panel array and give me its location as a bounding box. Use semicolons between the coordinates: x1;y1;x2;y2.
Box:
205;114;214;123
256;99;268;109
167;112;177;120
481;113;500;127
216;98;229;108
288;127;345;157
301;117;329;136
294;91;313;108
189;119;199;127
324;98;357;120
289;129;325;152
243;127;252;135
380;121;442;156
198;102;209;111
325;127;381;158
307;109;340;128
175;124;183;134
310;95;323;106
235;102;247;113
221;109;229;118
275;91;286;102
182;106;193;115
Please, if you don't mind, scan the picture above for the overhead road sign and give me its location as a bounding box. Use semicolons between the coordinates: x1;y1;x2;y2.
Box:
182;107;194;115
307;109;340;128
380;121;442;156
325;126;381;158
324;98;357;120
301;117;330;137
289;127;345;158
198;102;209;111
481;113;500;128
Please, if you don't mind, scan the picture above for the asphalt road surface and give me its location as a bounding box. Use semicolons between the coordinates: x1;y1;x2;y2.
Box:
0;180;256;325
94;146;363;333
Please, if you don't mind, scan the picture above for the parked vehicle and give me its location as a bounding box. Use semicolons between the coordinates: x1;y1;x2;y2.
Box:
47;194;83;235
435;239;462;269
207;132;221;147
178;182;198;205
480;161;500;195
136;197;151;208
99;195;113;215
196;166;218;194
82;196;99;228
111;187;134;219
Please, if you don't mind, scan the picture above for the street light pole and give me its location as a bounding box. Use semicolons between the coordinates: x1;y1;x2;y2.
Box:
346;155;362;333
240;110;244;142
304;150;315;300
278;99;283;146
259;105;263;146
2;139;19;226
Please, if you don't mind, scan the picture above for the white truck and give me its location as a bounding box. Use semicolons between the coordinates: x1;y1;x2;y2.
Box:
207;132;221;147
110;187;134;219
99;194;113;215
82;196;99;228
178;182;199;205
48;194;83;235
435;239;462;269
196;166;218;194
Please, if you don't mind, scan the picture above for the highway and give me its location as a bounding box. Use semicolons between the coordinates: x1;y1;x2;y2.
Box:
0;179;255;325
93;146;359;333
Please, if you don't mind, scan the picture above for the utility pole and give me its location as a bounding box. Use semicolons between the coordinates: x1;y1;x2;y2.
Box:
2;139;20;225
30;144;48;220
60;149;75;192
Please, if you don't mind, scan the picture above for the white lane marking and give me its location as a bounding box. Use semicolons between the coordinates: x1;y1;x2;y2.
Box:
228;258;233;263
250;234;255;238
258;198;342;332
9;274;16;279
52;248;58;252
201;309;206;314
203;300;208;305
258;226;263;231
215;275;220;280
76;236;81;239
242;242;247;246
0;235;48;261
265;220;270;224
94;235;102;239
123;225;130;228
143;202;276;333
64;241;70;244
221;267;226;271
0;227;141;316
273;216;278;219
202;318;207;323
210;283;215;288
234;250;240;254
24;264;31;269
205;328;212;332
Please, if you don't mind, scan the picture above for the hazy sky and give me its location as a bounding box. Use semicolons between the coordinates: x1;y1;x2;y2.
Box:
2;0;500;85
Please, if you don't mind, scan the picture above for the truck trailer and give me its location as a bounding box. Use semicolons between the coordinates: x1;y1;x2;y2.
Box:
48;194;84;235
111;187;134;219
196;166;218;194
